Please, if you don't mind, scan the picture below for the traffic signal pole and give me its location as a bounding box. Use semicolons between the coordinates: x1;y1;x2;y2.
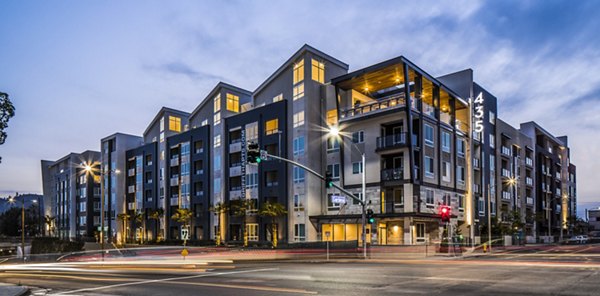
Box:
262;152;368;259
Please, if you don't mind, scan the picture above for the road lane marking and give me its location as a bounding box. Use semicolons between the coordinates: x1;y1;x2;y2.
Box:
166;280;317;294
51;268;279;295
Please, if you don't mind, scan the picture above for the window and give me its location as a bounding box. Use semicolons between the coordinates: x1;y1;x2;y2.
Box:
245;173;258;188
273;93;283;102
311;59;325;83
326;109;337;126
478;198;485;215
246;223;258;241
442;131;451;152
293;137;305;156
79;216;86;226
458;194;465;210
293;111;305;128
226;93;239;112
394;188;403;208
327;193;342;210
160;132;164;143
425;156;434;178
352;131;364;143
327;164;340;180
424;124;434;146
214;178;221;194
457;139;465;156
213;94;221;112
214;112;222;125
293;167;305;183
293;83;304;100
352;162;363;174
442;161;450;182
294;224;306;241
489;134;495;148
294;194;304;211
160;117;165;132
214;155;221;171
443;193;451;206
213;135;221;148
457;166;465;184
490;155;495;171
293;59;304;84
201;119;208;126
352;192;362;205
489;111;495;124
425;189;434;205
265;119;278;135
169;116;181;132
326;137;339;152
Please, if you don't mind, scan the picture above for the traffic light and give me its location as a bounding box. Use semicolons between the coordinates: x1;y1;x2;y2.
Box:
366;209;375;224
325;171;333;188
246;142;261;164
440;205;451;222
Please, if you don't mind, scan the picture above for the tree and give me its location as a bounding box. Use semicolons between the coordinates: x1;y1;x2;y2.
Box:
171;208;193;241
258;201;287;248
44;215;56;236
209;202;229;246
117;213;131;244
0;92;16;164
230;199;253;247
148;208;164;241
134;211;145;244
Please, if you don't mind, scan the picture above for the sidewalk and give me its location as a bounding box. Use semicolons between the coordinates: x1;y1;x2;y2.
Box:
0;283;28;296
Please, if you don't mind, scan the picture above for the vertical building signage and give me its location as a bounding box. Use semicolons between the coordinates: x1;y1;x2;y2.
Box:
473;92;484;133
240;129;246;200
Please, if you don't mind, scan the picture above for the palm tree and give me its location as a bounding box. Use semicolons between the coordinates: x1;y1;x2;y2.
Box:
171;208;193;242
117;213;131;244
134;211;145;244
258;201;287;248
231;199;253;247
149;208;164;242
44;215;55;236
209;202;229;246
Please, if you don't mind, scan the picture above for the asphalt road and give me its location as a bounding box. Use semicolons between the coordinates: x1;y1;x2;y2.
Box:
2;246;600;295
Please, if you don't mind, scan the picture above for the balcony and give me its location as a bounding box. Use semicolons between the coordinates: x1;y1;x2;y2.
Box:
381;168;403;182
339;94;405;121
439;111;451;126
170;176;179;186
170;157;179;167
128;169;135;177
376;133;407;151
127;185;135;194
455;120;469;134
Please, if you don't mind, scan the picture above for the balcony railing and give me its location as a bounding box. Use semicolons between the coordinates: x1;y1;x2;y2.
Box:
526;177;533;186
526;157;533;166
128;169;135;177
339;94;405;120
502;169;511;177
230;138;242;145
376;133;407;150
170;157;179;166
501;146;512;156
381;168;404;181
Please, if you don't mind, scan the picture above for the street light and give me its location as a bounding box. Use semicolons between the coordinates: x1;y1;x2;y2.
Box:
328;126;367;259
83;162;120;262
9;194;37;262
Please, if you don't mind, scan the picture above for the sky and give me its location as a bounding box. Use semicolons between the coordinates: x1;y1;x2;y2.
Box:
1;0;599;217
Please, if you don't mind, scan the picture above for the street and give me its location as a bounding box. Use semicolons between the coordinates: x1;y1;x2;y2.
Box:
1;245;600;295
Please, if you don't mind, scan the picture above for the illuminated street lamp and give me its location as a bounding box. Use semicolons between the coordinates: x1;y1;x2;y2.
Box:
9;194;37;262
328;126;367;259
83;162;120;261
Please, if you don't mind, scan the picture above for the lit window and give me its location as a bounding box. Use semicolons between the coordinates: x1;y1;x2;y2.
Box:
293;111;305;128
326;109;337;126
226;93;239;113
246;223;258;241
293;59;304;84
265;119;278;135
293;83;304;100
214;112;221;125
169;116;181;132
311;59;325;83
213;135;221;148
273;94;283;102
213;94;221;112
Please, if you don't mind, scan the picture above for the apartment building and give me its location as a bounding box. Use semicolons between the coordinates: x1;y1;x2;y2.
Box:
41;150;101;239
42;44;577;244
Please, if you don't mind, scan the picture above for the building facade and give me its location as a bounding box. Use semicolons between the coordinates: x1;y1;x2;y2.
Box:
42;44;577;244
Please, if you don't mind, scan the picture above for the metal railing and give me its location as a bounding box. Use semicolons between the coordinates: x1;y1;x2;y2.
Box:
376;133;407;150
381;168;404;181
340;94;405;120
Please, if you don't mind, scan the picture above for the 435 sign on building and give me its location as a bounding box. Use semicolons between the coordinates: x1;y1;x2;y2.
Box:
473;92;485;133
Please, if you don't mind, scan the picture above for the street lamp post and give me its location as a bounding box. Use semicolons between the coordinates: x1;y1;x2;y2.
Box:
329;127;367;259
84;163;119;262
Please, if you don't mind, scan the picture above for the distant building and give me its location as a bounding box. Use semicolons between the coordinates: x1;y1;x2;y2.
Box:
588;208;600;232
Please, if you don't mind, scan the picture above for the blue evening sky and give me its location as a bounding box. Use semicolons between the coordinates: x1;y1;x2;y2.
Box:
1;1;599;217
